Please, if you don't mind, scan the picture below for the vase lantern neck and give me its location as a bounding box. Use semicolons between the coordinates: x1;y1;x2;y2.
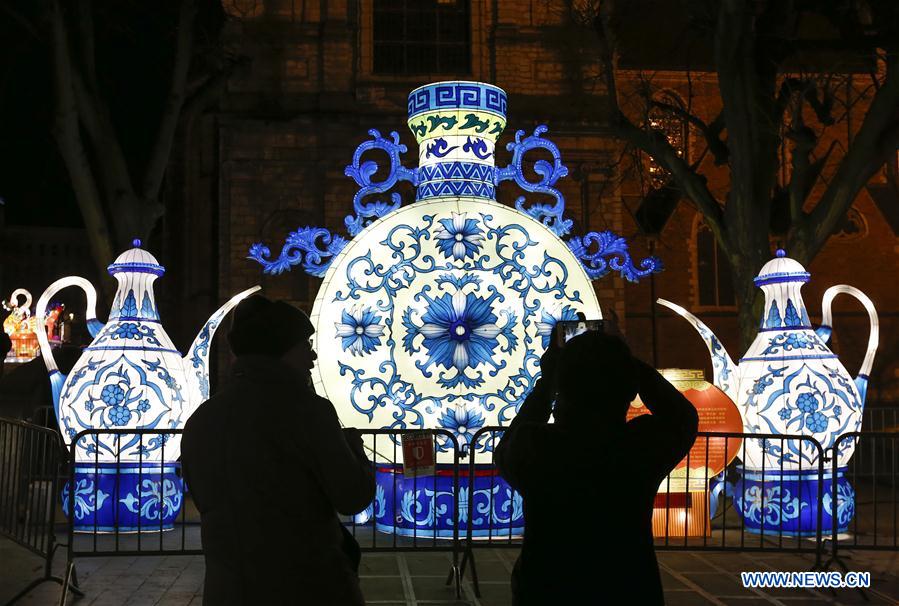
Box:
107;239;164;322
755;249;812;331
407;81;507;202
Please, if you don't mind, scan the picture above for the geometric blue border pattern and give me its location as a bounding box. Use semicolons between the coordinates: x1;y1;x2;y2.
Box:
408;82;507;119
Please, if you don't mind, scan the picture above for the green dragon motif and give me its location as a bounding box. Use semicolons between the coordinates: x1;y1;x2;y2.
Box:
427;114;458;133
460;113;490;133
410;120;428;138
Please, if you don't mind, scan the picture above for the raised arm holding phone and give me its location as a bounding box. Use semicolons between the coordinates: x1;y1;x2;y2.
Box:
495;318;698;605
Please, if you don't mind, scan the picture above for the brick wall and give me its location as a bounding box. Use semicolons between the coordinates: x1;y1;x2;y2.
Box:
182;1;898;399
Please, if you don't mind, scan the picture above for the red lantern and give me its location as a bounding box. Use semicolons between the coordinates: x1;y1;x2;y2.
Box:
627;369;742;537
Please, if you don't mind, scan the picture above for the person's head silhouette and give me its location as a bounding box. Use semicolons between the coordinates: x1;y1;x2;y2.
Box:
552;331;638;427
228;295;317;376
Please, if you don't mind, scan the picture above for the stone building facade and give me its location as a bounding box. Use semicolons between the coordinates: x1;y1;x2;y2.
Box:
163;0;899;400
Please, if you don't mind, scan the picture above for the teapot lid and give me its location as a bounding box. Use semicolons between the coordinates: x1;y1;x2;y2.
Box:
107;239;165;277
754;249;809;287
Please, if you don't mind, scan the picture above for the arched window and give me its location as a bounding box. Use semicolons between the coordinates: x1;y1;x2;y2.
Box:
645;91;688;189
695;221;735;308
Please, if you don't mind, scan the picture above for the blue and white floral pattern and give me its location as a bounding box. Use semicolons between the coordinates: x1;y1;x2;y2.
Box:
746;363;860;467
61;479;109;520
403;280;517;389
535;305;579;348
438;405;485;456
736;484;806;528
336;307;385;356
59;355;181;460
318;204;599;457
823;479;855;529
119;478;184;521
760;332;830;356
434;213;485;261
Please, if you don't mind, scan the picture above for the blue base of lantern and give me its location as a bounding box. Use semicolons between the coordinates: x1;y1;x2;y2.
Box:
734;467;854;537
354;464;523;538
62;462;184;533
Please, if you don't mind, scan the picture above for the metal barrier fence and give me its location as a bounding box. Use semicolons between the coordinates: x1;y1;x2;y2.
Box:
57;428;464;604
0;418;80;605
862;406;899;433
828;432;899;563
3;424;893;604
457;427;832;597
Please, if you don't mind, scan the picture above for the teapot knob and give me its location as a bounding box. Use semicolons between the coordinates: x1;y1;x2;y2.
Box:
133;238;142;248
775;248;786;258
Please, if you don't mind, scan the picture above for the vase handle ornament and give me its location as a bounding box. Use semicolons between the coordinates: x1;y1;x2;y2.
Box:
35;277;104;415
819;285;879;403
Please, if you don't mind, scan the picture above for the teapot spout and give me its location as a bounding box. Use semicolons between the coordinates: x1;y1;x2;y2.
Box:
656;298;739;404
182;286;261;414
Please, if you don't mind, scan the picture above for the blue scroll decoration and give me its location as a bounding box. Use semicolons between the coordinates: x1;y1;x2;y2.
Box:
495;125;572;237
567;231;663;282
343;130;417;236
248;227;347;277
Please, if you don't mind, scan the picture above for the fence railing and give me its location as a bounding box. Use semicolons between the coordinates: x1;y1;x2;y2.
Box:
1;423;893;604
57;428;465;604
0;417;81;605
457;427;832;597
828;432;899;563
862;406;899;433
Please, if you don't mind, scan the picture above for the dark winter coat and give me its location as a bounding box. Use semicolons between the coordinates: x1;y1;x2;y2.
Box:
182;355;375;605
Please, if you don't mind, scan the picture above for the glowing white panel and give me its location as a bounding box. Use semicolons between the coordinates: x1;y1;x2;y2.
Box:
311;197;600;461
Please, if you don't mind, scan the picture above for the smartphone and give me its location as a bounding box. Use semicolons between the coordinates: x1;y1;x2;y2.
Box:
554;319;604;347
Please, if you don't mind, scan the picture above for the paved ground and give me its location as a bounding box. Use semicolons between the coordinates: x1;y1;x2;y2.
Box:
2;535;898;605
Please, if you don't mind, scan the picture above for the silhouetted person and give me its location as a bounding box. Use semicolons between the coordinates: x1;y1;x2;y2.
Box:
182;296;375;606
496;332;698;605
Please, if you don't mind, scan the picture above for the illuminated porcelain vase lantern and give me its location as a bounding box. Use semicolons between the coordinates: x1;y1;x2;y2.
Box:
658;250;879;535
249;81;661;537
35;241;259;532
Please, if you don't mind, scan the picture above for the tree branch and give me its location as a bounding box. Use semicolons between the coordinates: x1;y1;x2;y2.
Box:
796;54;899;258
142;0;197;202
70;68;138;210
651;100;729;165
49;0;116;282
76;0;99;94
594;3;729;254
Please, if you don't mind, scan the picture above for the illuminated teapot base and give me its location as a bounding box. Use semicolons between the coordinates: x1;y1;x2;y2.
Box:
734;467;854;537
62;462;184;533
356;464;523;539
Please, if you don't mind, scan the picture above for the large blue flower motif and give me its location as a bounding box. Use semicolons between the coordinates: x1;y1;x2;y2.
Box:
108;405;132;426
796;393;818;413
438;405;485;455
402;282;517;389
335;306;385;356
535;304;579;349
805;411;828;433
101;384;126;406
434;212;485;261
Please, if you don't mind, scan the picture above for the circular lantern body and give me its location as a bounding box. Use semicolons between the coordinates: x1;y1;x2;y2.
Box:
311;197;601;461
627;368;743;492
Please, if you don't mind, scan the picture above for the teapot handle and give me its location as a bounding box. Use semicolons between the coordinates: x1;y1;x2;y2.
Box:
35;277;102;412
820;285;879;380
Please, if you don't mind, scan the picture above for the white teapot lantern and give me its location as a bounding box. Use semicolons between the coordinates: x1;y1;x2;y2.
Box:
36;240;258;531
658;249;878;535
